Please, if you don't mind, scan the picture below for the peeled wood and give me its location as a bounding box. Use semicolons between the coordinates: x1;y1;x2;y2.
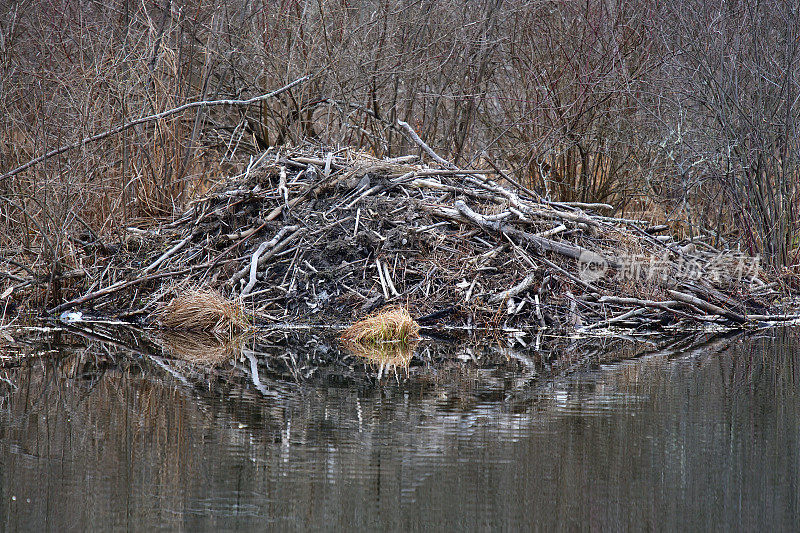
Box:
453;200;615;266
230;226;303;287
490;273;538;304
667;289;747;323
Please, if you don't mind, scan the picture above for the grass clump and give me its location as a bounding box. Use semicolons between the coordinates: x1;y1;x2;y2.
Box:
340;306;421;344
153;288;248;336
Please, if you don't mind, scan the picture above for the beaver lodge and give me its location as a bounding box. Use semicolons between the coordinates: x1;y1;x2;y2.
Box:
7;146;799;332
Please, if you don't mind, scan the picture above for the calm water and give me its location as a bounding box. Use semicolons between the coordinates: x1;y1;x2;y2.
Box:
0;326;798;531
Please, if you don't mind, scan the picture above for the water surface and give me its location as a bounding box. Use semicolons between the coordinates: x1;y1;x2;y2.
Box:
0;327;797;531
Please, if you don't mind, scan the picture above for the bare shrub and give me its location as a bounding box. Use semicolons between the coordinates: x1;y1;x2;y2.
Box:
645;0;800;267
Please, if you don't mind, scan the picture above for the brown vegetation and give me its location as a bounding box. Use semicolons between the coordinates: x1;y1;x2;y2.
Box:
153;288;247;335
340;307;421;345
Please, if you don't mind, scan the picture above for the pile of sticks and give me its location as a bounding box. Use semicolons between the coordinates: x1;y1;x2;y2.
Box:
40;145;792;330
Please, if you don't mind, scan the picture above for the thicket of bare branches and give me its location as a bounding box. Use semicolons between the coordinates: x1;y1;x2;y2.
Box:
645;0;800;268
1;0;799;312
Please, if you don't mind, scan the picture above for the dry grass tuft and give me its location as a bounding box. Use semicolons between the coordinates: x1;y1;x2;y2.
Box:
153;288;248;335
340;306;421;344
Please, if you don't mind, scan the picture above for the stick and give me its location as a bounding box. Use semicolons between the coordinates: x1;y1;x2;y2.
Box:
396;120;456;169
241;240;271;296
535;224;567;238
551;201;614;210
454;200;612;265
534;294;546;327
344;184;384;210
278;165;289;207
353;207;361;238
597;295;720;322
667;289;747;323
376;259;390;299
489;273;538;304
583;307;646;330
230;226;303;287
382;261;400;296
1;75;312;181
141;234;192;275
746;313;800;321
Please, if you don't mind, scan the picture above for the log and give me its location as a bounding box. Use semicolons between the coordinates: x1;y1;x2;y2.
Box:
667;289;747;323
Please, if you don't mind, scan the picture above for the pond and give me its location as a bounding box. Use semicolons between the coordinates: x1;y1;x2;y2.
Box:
0;326;798;531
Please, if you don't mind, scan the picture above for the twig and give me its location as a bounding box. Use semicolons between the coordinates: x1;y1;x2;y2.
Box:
141;234;192;275
396;120;456;169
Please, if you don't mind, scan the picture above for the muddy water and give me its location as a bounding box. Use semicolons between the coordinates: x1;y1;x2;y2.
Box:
0;327;798;531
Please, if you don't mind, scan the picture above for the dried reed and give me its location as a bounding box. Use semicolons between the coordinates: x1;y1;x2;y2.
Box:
339;306;421;344
153;288;248;335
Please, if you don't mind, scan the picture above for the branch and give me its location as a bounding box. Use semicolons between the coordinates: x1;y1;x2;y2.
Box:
1;75;313;181
397;120;456;169
667;289;746;323
489;273;538;304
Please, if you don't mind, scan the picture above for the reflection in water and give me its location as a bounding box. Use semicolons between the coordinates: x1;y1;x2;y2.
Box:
0;327;797;530
153;330;247;366
340;340;418;380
